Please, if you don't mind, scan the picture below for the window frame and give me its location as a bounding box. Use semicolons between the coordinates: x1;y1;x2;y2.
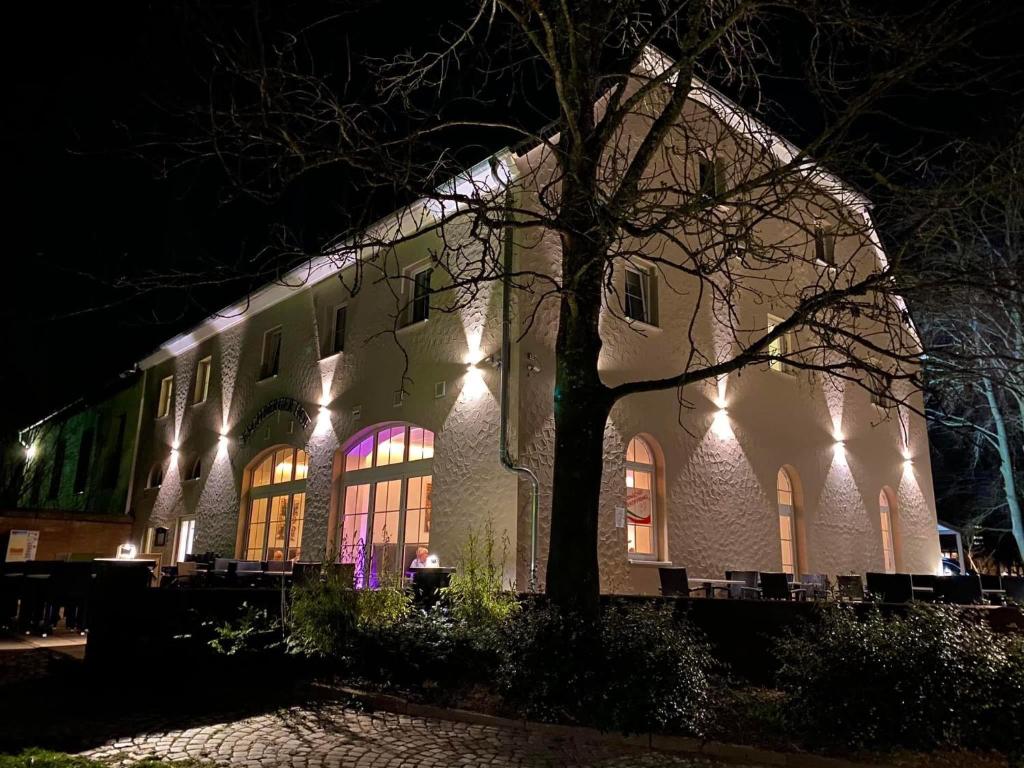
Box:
338;423;435;584
185;456;202;482
766;313;795;376
175;516;197;564
147;462;164;490
623;264;656;326
156;375;174;419
330;303;348;356
193;356;212;405
814;221;837;267
259;326;283;381
408;265;433;325
624;436;658;561
777;467;799;575
879;489;897;573
242;446;309;561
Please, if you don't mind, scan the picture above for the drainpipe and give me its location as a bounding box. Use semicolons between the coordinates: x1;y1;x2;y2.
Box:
499;187;541;592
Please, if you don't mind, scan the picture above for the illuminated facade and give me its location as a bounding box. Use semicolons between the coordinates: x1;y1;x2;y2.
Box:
34;69;942;590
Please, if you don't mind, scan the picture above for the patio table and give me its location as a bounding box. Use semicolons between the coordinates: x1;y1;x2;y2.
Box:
688;578;747;599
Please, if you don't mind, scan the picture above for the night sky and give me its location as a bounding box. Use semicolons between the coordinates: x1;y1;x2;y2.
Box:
3;2;1022;452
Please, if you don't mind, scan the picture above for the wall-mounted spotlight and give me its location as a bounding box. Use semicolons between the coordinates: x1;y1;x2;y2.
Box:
474;354;501;369
24;444;36;460
526;352;542;376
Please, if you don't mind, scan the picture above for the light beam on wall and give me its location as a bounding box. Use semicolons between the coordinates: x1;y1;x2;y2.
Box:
711;406;733;440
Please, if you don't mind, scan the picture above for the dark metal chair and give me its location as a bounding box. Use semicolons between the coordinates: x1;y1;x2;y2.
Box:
760;571;806;601
866;572;914;603
800;573;829;600
725;570;761;599
934;575;984;605
657;567;703;598
1003;576;1024;604
836;574;865;602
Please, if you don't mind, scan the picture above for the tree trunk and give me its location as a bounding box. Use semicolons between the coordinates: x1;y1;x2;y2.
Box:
982;377;1024;562
545;239;612;618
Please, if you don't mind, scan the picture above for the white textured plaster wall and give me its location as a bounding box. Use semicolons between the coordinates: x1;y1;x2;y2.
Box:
131;228;518;582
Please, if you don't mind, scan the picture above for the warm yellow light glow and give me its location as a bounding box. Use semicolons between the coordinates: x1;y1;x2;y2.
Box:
711;407;733;439
463;365;488;400
24;444;36;460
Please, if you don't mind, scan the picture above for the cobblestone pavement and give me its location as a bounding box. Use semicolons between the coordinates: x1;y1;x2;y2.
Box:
82;703;757;768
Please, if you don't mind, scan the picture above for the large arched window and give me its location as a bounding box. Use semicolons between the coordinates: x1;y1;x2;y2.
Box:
777;468;799;575
625;436;657;558
879;488;897;573
242;446;309;561
338;423;434;585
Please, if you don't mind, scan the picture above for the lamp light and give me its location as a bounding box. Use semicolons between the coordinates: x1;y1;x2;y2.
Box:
24;444;36;460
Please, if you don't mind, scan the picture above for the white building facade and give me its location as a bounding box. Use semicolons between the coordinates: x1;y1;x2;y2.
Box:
130;83;941;593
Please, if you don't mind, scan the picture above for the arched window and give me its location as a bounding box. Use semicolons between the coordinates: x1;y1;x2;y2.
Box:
186;457;202;481
879;488;897;573
242;446;308;562
625;436;657;558
147;463;164;489
777;468;799;575
338;423;434;586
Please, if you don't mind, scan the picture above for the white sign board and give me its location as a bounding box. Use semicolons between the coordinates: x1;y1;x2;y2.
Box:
6;530;40;562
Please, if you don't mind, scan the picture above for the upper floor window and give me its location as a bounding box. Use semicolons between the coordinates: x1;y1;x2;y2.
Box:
193;356;212;404
624;265;655;325
625;436;658;559
767;314;795;375
409;266;432;324
73;428;94;495
186;457;202;482
697;154;725;198
869;364;894;408
814;222;836;267
156;375;174;418
331;305;347;355
260;327;283;380
48;437;66;499
147;462;164;489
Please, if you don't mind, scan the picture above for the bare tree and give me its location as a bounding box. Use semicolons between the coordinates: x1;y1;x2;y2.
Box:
915;135;1024;562
150;0;1016;612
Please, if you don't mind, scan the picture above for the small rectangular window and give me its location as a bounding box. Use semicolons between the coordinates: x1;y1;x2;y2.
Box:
697;154;726;198
176;517;196;563
624;266;652;325
260;328;283;380
410;267;432;324
157;375;174;418
193;356;212;404
869;368;894;408
815;222;836;267
73;428;94;495
331;305;347;355
767;314;795;375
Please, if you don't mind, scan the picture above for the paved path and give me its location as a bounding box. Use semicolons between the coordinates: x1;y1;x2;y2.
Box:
81;703;757;768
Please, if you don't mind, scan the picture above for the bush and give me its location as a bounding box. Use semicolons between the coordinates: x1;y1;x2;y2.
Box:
442;521;518;631
287;568;358;658
498;600;715;735
207;602;282;656
775;604;1024;755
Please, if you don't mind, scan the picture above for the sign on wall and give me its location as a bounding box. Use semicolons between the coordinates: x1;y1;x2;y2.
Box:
238;397;312;446
5;530;40;562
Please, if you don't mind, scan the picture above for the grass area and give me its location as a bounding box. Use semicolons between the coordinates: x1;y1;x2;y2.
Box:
0;750;209;768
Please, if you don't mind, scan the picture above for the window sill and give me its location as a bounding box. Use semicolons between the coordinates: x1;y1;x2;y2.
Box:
257;373;279;384
624;318;661;333
628;559;673;567
397;318;429;335
319;350;344;363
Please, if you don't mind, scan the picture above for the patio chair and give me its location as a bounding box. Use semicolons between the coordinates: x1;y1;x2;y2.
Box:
836;574;865;602
760;572;806;601
1001;576;1024;604
866;572;914;603
934;575;984;605
800;573;830;600
657;567;703;598
725;570;762;599
911;574;938;602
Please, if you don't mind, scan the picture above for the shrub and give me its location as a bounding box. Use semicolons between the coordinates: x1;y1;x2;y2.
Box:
775;604;1024;754
498;600;715;735
207;602;282;656
287;568;358;658
442;520;518;631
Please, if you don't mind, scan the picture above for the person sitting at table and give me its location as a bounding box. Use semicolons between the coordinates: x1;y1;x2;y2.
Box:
410;547;431;569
